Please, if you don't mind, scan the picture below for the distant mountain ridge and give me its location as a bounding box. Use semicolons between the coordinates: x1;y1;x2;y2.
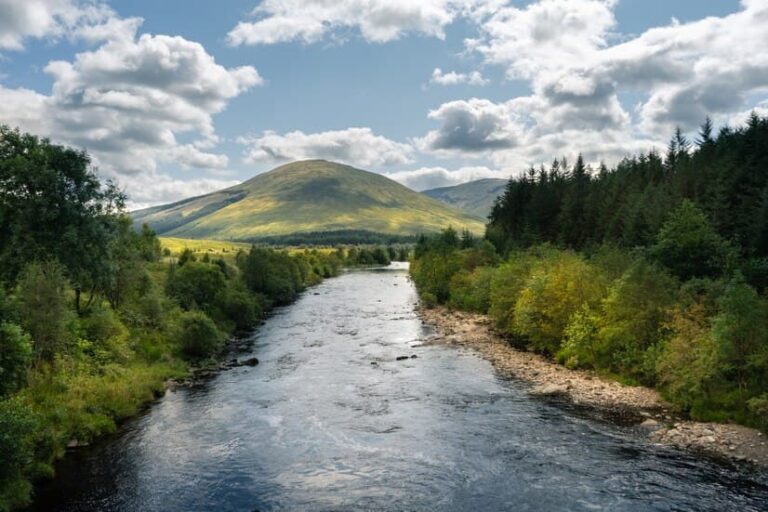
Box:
132;160;484;241
423;178;508;219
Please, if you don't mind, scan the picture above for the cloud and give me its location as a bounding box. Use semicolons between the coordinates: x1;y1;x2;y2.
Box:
0;0;131;50
238;127;414;167
430;67;488;86
387;165;509;190
0;18;261;206
468;0;617;82
414;0;768;172
125;174;241;211
416;98;520;154
227;0;481;46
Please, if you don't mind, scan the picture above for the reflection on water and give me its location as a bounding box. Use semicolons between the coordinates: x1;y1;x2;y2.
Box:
28;264;768;511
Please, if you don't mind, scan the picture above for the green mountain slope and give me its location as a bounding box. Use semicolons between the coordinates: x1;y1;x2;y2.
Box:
132;160;485;240
423;178;508;219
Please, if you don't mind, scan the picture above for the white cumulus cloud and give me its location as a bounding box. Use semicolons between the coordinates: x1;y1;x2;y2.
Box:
227;0;482;46
238;127;414;168
0;17;262;206
430;67;488;86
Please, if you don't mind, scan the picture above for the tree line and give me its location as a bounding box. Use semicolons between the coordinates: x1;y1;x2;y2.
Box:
412;114;768;436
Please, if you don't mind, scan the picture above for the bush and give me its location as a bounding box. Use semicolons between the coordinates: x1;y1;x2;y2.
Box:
80;305;125;345
410;250;462;304
16;261;75;362
223;287;262;331
449;266;494;313
488;252;537;333
178;311;224;359
0;323;32;397
0;397;37;510
420;291;437;309
658;301;718;413
591;260;677;384
512;251;606;355
559;305;600;369
166;261;226;313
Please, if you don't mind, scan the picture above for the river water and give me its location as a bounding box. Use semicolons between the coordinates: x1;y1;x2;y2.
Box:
28;264;768;511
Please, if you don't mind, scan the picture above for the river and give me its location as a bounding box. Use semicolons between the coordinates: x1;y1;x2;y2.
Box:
28;264;768;511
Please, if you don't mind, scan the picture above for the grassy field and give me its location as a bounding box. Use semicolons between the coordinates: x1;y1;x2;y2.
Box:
159;237;251;255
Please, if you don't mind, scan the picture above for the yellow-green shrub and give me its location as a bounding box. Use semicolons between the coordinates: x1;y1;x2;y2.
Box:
512;251;606;355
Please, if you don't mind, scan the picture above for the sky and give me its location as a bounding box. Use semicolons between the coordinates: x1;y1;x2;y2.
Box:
1;0;766;208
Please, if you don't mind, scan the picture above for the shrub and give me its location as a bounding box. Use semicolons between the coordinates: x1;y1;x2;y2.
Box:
488;252;536;333
409;250;462;304
80;304;125;345
0;397;37;510
559;305;600;369
0;323;32;396
16;261;75;362
658;301;719;413
178;311;224;359
593;260;677;384
166;261;226;313
512;251;606;355
223;287;262;331
420;292;437;309
449;266;494;313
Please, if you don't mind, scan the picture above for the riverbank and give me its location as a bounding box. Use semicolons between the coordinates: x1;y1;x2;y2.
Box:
419;305;768;467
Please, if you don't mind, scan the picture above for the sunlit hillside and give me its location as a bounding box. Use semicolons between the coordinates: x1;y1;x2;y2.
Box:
133;160;485;241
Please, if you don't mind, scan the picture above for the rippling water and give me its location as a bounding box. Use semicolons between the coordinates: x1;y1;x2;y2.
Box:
28;264;768;511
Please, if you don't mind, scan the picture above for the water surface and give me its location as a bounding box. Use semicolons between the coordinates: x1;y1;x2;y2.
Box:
29;264;768;511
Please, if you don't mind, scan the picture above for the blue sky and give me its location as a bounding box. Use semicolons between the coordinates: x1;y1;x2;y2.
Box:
0;0;765;207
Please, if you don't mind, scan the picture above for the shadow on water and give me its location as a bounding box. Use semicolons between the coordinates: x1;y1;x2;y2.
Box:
26;264;768;512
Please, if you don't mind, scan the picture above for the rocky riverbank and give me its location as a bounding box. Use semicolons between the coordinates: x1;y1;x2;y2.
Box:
419;305;768;467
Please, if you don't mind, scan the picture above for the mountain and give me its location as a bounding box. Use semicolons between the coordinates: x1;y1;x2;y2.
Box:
423;178;508;219
132;160;485;241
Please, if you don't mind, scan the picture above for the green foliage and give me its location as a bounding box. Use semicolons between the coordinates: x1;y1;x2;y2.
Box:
591;261;677;384
177;311;224;360
449;267;494;313
511;250;606;355
0;397;37;511
16;261;75;362
488;251;537;333
222;286;263;332
0;126;126;308
166;261;227;313
0;324;32;397
410;250;461;303
239;247;303;305
650;200;734;280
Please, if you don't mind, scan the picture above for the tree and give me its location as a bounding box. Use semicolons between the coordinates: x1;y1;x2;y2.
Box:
0;126;125;308
16;261;74;362
166;261;227;313
178;311;224;359
0;323;32;396
650;200;733;280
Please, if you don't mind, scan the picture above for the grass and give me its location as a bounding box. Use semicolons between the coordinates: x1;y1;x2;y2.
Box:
159;237;251;256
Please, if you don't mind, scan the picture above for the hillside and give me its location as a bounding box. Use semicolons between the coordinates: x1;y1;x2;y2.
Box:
423;178;508;219
133;160;484;240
